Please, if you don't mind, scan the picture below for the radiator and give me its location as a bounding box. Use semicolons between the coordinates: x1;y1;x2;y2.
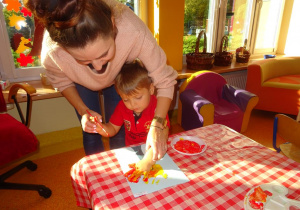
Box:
221;70;247;89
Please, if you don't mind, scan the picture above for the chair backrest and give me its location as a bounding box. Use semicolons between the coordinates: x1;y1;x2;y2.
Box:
0;84;38;166
185;71;227;103
0;85;7;112
276;114;300;148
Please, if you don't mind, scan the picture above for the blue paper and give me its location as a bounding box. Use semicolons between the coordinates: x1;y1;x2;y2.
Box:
114;144;190;197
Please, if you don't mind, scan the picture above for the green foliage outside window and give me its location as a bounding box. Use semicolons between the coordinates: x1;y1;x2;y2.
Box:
183;36;204;55
183;0;209;54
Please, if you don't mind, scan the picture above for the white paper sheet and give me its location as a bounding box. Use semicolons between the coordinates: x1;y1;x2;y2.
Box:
114;144;190;197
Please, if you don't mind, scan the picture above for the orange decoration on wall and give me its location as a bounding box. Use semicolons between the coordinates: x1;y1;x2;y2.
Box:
8;14;26;30
5;0;21;12
16;37;31;54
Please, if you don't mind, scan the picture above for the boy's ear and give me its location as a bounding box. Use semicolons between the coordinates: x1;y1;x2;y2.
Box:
149;83;155;95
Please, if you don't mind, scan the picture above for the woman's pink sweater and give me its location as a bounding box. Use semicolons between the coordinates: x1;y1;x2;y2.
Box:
41;1;177;99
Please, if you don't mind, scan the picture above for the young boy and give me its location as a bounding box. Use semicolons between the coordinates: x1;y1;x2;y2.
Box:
95;61;170;172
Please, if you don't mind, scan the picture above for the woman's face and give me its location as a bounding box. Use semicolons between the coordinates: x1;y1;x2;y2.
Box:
66;36;116;73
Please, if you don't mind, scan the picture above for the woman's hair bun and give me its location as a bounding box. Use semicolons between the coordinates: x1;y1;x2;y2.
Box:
24;0;82;29
23;0;114;48
24;0;57;18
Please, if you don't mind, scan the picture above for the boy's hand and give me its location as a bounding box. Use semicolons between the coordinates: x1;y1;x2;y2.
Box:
95;121;106;135
124;163;144;183
136;159;154;174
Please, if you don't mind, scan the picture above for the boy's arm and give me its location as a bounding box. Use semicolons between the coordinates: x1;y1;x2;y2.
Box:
136;147;156;172
96;122;121;137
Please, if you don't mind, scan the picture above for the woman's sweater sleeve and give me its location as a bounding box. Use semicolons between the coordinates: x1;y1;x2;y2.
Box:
41;34;75;92
136;25;178;100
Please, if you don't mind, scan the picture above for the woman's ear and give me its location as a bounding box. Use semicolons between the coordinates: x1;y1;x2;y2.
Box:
111;16;118;38
111;16;115;26
149;83;155;95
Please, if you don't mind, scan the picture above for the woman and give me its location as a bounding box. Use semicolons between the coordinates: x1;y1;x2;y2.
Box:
24;0;177;160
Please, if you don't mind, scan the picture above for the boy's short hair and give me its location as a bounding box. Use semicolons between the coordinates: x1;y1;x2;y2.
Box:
115;60;152;96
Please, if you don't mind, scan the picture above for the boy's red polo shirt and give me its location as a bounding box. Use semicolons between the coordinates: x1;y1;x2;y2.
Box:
110;95;170;146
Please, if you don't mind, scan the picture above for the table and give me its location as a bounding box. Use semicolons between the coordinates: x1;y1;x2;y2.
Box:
71;124;300;210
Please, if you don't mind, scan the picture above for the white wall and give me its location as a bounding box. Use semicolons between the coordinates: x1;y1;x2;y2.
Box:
7;97;80;135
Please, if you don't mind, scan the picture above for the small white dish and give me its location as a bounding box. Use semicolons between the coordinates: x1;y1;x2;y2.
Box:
244;183;300;210
171;136;207;156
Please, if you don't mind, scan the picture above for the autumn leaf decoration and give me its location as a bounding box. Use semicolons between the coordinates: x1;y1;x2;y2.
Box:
17;53;34;67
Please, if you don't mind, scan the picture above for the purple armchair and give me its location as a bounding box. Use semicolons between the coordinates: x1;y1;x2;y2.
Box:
177;71;259;133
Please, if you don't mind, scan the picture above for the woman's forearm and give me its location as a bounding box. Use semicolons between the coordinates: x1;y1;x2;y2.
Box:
155;96;172;118
143;147;156;165
61;86;88;116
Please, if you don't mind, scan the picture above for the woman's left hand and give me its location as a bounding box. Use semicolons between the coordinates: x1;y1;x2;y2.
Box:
81;110;103;133
146;126;168;161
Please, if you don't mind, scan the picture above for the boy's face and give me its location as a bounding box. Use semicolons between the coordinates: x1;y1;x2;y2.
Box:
119;84;154;115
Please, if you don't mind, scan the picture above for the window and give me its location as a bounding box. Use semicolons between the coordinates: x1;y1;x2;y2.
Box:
183;0;215;54
183;0;284;56
0;0;43;82
284;0;300;56
224;0;254;51
0;0;142;82
118;0;140;16
252;0;284;54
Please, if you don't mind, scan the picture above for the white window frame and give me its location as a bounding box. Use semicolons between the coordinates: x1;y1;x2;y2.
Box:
215;0;256;53
249;0;285;55
0;5;15;81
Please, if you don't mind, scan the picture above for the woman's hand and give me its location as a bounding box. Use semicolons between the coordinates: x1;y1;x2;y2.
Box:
146;126;168;161
81;110;103;133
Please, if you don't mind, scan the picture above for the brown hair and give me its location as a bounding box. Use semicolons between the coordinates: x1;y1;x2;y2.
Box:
115;61;153;96
23;0;115;48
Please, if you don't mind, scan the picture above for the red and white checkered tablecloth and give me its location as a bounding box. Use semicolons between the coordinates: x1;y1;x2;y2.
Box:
70;124;300;210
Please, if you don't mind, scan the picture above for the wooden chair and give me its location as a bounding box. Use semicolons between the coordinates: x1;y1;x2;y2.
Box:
273;113;300;163
0;83;52;198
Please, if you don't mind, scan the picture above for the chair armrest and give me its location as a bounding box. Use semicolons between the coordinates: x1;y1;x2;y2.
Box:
179;89;214;130
222;84;257;112
8;83;36;103
7;83;36;127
